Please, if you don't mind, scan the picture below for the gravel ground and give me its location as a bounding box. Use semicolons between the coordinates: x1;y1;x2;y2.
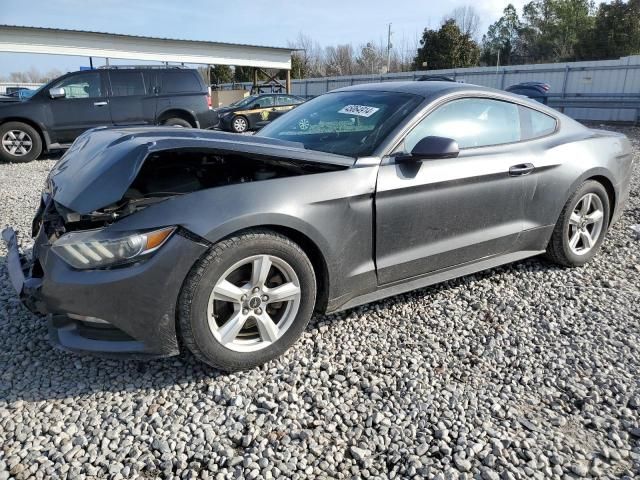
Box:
1;126;639;480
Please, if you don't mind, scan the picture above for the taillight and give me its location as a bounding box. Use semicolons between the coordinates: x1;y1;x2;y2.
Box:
207;94;212;109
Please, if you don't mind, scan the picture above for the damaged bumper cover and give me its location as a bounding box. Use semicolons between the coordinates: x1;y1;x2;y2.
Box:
3;225;208;358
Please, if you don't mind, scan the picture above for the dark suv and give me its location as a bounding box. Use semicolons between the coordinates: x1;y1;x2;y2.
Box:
0;67;217;162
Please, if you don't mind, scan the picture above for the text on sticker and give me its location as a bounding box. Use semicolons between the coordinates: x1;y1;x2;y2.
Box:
338;105;380;117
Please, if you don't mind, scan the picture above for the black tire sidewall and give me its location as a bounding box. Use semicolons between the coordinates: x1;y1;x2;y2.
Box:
181;233;316;370
231;116;248;133
163;118;192;128
559;181;610;266
0;122;43;163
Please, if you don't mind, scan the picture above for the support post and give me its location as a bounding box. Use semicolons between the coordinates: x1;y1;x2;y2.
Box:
561;64;569;99
285;69;291;94
252;67;258;94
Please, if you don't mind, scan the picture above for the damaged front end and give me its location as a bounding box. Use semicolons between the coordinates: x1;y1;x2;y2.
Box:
4;127;352;358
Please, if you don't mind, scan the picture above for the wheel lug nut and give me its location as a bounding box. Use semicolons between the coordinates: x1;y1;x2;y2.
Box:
262;295;268;301
255;308;262;315
242;308;249;315
252;287;260;293
241;294;247;301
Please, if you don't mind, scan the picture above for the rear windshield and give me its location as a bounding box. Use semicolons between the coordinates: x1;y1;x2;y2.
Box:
257;91;422;157
161;71;202;93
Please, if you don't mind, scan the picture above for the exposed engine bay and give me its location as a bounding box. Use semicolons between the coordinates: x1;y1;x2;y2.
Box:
47;149;346;233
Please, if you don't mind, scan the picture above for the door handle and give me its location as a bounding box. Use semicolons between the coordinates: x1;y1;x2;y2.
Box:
271;108;277;111
93;101;108;107
509;163;535;176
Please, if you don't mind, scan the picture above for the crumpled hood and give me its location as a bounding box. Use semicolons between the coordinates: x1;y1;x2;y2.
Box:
48;126;354;214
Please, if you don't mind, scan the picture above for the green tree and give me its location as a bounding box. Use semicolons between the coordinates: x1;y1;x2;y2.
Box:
209;65;233;85
519;0;594;62
413;20;480;70
234;66;254;83
481;4;523;65
578;0;640;59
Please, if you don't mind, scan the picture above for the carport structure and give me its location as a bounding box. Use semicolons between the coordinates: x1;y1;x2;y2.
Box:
0;24;294;92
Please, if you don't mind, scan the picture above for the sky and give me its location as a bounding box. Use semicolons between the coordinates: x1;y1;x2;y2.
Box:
0;0;527;77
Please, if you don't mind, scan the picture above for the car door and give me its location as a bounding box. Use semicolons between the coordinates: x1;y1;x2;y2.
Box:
375;97;528;285
107;70;156;126
46;71;112;144
251;95;276;128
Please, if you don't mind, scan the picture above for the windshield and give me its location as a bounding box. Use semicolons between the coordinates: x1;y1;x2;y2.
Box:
256;91;422;157
229;95;259;108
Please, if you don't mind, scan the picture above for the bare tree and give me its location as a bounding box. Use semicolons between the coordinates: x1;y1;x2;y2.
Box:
9;71;29;82
355;41;387;74
288;32;325;78
444;6;480;40
324;44;355;76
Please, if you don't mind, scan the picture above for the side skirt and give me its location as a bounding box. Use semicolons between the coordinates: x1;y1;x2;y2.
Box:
333;249;544;313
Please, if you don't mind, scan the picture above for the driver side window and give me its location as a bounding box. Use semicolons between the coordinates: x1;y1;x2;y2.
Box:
53;72;103;99
252;96;274;108
403;97;521;152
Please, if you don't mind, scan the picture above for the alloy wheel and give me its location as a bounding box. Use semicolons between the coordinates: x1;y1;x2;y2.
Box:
206;254;301;352
1;130;33;156
233;117;248;132
567;192;605;256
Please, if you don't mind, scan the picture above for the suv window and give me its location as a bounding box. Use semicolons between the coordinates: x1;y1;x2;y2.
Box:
520;106;557;139
53;72;103;99
161;71;202;93
109;71;146;96
403;97;521;151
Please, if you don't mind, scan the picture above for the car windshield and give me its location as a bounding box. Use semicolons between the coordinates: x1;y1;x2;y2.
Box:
256;91;422;157
229;95;259;108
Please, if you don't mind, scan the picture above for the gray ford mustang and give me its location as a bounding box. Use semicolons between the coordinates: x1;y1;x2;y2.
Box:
3;81;633;371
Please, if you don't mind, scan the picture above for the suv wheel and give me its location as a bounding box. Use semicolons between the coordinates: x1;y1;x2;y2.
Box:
178;230;316;371
0;122;42;163
231;116;249;133
162;117;192;128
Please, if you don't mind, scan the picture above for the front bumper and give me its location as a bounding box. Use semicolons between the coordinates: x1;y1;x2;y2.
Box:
3;226;208;358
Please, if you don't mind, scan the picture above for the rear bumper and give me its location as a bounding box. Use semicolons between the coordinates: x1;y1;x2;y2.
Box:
3;227;208;358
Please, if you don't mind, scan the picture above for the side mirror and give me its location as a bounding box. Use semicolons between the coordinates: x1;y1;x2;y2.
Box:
397;136;460;162
49;87;66;99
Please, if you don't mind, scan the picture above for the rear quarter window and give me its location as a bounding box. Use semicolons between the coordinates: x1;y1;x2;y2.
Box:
520;106;557;140
109;71;146;96
161;71;203;93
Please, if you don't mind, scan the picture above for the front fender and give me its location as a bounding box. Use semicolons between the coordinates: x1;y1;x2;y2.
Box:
108;166;380;309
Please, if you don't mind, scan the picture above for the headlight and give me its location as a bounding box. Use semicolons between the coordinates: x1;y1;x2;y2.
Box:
52;226;176;270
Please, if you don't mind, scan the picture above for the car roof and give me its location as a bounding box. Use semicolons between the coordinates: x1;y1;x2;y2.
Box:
333;81;493;99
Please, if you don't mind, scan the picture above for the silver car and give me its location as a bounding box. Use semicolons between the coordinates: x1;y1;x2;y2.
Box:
3;81;634;371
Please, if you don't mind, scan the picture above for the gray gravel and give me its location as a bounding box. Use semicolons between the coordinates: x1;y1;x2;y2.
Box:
1;126;639;479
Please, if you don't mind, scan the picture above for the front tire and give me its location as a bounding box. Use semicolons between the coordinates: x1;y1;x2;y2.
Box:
0;122;42;163
178;230;316;371
546;180;610;267
231;115;249;133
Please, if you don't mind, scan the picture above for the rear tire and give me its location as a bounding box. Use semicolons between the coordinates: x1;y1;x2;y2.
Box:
178;230;316;371
0;121;42;163
162;117;192;128
545;180;610;267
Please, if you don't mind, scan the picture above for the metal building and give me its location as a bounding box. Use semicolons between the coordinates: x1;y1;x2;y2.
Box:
0;24;294;92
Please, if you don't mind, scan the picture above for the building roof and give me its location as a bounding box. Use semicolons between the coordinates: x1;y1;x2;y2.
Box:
0;24;293;69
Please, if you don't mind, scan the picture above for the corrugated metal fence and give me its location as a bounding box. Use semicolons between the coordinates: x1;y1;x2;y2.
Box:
225;55;640;123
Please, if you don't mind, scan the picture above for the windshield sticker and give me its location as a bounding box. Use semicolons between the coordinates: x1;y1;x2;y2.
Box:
338;105;380;117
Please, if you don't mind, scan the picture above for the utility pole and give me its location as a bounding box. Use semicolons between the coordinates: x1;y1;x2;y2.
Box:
386;23;393;73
